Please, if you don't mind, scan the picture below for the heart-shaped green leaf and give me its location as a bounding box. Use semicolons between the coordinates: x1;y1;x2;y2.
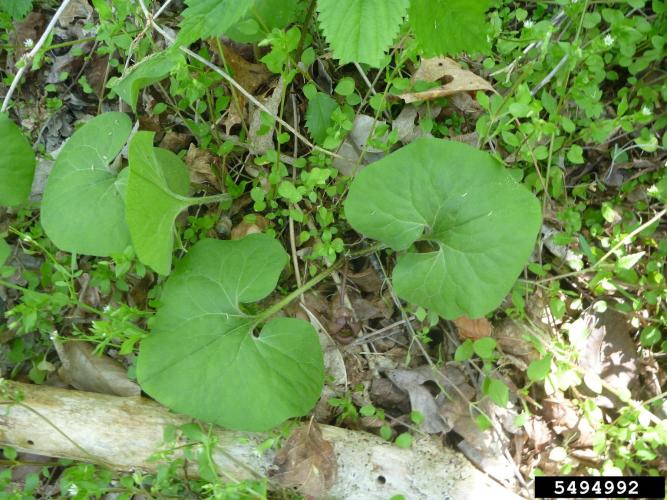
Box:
344;138;541;319
111;51;183;113
41;112;133;256
0;113;36;206
136;234;324;431
126;131;193;275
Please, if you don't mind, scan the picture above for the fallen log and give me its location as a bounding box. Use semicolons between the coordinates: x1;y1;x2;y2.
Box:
0;382;522;499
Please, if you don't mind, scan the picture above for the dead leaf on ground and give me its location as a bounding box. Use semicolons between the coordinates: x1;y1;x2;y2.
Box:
58;0;93;27
272;421;337;498
492;318;540;363
542;396;597;448
230;215;268;240
566;303;640;409
54;340;140;397
385;365;470;434
248;78;283;155
159;131;192;152
523;415;553;450
184;144;220;189
333;115;388;176
398;57;495;104
12;12;46;59
210;41;273;96
454;316;492;340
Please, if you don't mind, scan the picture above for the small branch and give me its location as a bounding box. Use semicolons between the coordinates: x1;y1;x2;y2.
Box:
1;0;74;112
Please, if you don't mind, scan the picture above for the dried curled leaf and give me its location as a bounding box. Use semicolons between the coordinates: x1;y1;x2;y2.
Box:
398;57;495;104
273;421;337;498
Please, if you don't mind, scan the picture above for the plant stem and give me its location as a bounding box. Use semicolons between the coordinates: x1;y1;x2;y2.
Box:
255;263;341;324
254;241;388;323
191;193;231;205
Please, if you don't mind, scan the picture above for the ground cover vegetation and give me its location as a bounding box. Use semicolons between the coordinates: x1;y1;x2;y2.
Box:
0;0;666;497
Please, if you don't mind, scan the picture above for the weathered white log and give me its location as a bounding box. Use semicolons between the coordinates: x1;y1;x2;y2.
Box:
0;383;522;499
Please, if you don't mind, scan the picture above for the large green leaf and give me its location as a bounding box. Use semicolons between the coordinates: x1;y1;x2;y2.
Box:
0;238;10;266
137;235;324;431
317;0;409;67
41;113;133;256
226;0;300;43
111;51;183;113
126;132;192;276
0;113;36;207
344;138;541;319
177;0;253;46
409;0;491;56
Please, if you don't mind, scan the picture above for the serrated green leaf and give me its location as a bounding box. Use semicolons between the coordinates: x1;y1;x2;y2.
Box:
136;235;324;431
305;92;338;144
178;0;253;46
409;0;491;56
0;238;10;266
226;0;300;43
41;113;132;256
0;0;32;20
126;132;193;275
317;0;409;67
344;138;541;319
111;51;182;113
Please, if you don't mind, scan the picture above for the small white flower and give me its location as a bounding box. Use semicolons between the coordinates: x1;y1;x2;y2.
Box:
23;38;34;49
603;34;615;47
49;330;59;341
21;234;33;243
641;106;652;116
67;484;79;496
524;20;535;29
103;304;111;313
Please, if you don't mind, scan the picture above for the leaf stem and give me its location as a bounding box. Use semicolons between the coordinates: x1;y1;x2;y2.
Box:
255;263;341;324
255;241;387;323
190;193;231;205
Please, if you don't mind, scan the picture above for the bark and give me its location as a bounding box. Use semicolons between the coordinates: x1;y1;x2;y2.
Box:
0;382;522;499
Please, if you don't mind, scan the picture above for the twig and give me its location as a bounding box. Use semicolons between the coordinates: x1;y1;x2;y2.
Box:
136;0;342;160
530;53;569;96
1;0;74;112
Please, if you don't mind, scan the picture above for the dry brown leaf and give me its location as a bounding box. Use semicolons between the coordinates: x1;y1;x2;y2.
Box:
248;78;284;155
58;0;93;26
159;131;192;153
454;316;492;340
542;396;597;448
218;43;273;95
184;144;220;189
272;421;337;498
54;340;140;397
13;13;46;59
398;57;495;104
230;215;268;240
567;305;640;409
